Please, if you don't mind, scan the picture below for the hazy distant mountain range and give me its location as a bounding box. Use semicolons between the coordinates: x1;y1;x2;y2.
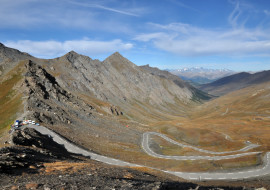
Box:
167;67;236;85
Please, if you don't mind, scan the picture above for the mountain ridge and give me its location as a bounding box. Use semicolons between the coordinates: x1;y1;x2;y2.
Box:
199;70;270;96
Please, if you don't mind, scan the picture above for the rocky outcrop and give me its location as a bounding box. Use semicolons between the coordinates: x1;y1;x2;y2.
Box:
11;128;71;156
0;146;52;174
24;60;71;101
110;106;123;116
23;60;94;125
0;127;80;174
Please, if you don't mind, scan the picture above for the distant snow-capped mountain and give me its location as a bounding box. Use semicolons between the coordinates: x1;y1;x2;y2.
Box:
167;67;236;85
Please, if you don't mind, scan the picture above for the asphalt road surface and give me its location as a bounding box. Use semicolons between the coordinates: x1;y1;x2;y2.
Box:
165;152;270;181
24;125;270;181
142;132;261;160
26;124;140;167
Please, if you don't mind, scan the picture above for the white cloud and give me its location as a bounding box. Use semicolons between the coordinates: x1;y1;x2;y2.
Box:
135;22;270;56
133;33;168;42
5;39;133;58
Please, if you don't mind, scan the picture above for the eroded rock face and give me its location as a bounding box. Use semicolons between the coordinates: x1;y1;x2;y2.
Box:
24;60;70;101
23;60;94;126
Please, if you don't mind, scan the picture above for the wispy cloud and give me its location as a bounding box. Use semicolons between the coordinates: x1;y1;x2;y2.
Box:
135;22;270;56
67;0;140;17
4;39;133;58
228;0;242;27
168;0;200;12
227;0;258;28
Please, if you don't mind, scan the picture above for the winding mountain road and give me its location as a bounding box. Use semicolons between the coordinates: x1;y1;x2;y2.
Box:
24;125;270;181
142;132;261;160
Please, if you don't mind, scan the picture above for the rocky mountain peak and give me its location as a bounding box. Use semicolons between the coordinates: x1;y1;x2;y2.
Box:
67;50;78;55
61;50;95;64
110;51;122;57
104;51;137;71
106;51;130;61
64;50;80;57
105;52;126;62
62;50;81;63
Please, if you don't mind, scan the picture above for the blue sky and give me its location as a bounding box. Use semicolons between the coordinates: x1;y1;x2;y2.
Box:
0;0;270;71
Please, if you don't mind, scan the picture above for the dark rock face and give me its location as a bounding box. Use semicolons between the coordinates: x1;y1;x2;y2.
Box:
0;128;80;174
11;128;70;157
0;146;53;174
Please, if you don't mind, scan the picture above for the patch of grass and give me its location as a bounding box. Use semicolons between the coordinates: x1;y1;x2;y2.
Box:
42;162;93;173
0;62;25;134
0;95;22;133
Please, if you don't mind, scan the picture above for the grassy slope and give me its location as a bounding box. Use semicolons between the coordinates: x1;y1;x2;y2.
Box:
190;81;270;147
0;61;25;135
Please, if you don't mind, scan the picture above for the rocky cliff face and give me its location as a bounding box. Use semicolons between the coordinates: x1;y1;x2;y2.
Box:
23;60;94;126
